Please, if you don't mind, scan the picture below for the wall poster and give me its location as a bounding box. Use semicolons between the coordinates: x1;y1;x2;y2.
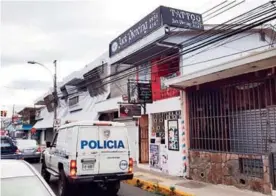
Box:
168;120;179;151
150;144;160;169
159;145;168;174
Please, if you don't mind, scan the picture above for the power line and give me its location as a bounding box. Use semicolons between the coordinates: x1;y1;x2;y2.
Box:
57;43;273;98
80;2;275;88
62;4;275;96
58;15;276;97
39;2;276;100
56;1;245;91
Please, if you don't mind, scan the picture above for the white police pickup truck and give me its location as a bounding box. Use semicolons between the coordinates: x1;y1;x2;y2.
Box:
41;121;133;196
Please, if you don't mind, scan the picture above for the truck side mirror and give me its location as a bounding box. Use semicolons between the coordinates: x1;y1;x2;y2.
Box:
46;142;51;148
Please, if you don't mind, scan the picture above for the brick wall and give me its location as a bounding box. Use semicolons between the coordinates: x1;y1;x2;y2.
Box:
188;151;272;194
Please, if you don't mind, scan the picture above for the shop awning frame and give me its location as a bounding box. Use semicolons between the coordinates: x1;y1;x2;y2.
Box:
165;48;276;89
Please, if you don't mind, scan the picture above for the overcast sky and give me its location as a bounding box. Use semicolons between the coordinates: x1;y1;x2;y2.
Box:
0;0;271;116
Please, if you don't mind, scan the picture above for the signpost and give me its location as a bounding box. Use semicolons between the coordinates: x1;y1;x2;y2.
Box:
54;119;61;129
137;83;153;104
127;79;153;114
109;6;203;57
118;104;141;118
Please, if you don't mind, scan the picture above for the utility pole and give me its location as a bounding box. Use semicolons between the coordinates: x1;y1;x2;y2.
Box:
12;104;15;117
53;60;58;132
27;60;58;131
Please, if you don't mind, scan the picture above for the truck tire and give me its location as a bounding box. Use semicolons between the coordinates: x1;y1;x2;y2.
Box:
106;181;120;195
41;162;50;183
58;169;71;196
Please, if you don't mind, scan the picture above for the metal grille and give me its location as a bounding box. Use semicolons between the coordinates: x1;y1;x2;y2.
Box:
239;158;263;178
188;73;276;154
271;153;276;189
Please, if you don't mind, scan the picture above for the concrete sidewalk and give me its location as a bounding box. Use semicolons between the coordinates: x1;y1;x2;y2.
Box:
124;167;267;196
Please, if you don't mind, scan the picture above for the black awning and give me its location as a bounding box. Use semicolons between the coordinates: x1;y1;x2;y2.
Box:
111;38;179;65
64;78;84;86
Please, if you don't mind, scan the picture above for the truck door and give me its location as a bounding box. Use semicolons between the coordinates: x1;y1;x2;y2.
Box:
76;126;100;175
49;133;59;172
98;126;130;174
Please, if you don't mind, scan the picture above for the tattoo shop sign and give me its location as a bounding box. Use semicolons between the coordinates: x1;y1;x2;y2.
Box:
109;6;203;57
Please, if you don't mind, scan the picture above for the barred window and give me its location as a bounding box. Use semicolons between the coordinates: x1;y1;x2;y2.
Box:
239;158;263;178
188;73;276;154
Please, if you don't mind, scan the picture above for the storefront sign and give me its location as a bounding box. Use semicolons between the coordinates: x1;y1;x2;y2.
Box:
137;83;153;103
168;120;179;151
150;144;160;169
109;7;162;57
161;7;203;30
109;6;203;57
54;119;61;129
119;104;141;118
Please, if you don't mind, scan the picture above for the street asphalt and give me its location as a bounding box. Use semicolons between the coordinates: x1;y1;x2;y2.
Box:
31;162;156;196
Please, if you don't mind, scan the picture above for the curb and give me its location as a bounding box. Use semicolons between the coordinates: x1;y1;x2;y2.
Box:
123;177;194;196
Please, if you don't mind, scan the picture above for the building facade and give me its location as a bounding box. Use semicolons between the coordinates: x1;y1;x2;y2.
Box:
166;31;276;193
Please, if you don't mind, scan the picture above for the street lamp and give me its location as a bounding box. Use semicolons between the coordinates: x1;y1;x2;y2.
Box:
27;61;53;76
27;60;58;131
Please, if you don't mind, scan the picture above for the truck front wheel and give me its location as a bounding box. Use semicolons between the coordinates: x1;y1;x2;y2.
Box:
58;169;71;196
41;162;50;183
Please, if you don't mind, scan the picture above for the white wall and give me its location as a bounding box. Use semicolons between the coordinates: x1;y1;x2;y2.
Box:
123;121;139;162
144;97;182;175
146;96;181;114
40;130;45;145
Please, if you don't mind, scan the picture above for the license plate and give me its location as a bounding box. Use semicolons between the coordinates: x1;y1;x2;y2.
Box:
82;163;94;170
24;149;33;154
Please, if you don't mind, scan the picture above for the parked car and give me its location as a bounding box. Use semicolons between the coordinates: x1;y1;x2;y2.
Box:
1;160;56;196
15;139;41;162
1;136;22;160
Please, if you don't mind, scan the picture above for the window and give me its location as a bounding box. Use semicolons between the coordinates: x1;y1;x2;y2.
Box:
1;138;12;148
68;96;79;107
188;74;276;154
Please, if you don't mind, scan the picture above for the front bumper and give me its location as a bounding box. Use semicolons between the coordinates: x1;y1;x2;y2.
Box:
68;173;134;183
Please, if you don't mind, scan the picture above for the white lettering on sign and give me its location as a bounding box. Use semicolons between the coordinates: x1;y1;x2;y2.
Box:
110;9;160;55
169;9;201;22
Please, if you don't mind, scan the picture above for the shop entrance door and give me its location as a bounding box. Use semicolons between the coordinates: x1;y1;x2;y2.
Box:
139;114;149;163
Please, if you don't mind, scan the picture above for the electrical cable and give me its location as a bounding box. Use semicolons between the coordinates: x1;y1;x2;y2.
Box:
80;2;276;88
56;1;251;90
81;11;276;93
62;1;258;87
203;0;238;20
204;0;246;22
57;43;273;98
38;2;276;100
57;18;276;97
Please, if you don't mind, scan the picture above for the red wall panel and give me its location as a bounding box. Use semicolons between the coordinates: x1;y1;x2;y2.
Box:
151;58;180;101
